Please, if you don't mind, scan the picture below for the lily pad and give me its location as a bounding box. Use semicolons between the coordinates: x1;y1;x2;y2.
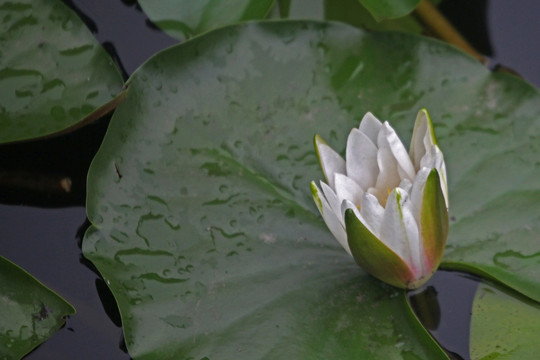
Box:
470;283;540;359
138;0;274;41
140;0;428;42
0;256;75;359
84;20;540;357
326;0;424;33
268;0;433;34
0;0;123;143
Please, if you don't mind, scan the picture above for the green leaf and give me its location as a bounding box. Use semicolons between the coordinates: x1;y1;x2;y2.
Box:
358;0;420;21
82;21;456;358
83;20;540;357
0;0;123;144
442;190;540;301
138;0;274;41
0;256;75;359
420;169;448;272
470;283;540;359
269;0;426;33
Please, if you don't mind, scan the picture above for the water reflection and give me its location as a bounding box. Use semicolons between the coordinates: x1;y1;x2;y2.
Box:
408;270;481;360
409;285;441;331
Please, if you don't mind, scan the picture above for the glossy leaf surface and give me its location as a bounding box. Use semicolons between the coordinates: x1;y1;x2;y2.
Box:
0;256;75;359
0;0;123;143
470;284;540;359
84;20;540;357
138;0;274;41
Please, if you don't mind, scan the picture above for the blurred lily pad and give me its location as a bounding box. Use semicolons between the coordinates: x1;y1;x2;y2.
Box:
358;0;420;20
84;20;540;358
140;0;440;43
470;283;540;359
0;0;123;143
138;0;274;41
0;256;75;359
269;0;448;35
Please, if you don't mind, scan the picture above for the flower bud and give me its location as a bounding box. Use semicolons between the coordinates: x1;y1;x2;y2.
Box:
311;109;448;289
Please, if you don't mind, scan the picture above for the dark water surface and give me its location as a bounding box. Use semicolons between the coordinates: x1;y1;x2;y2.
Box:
0;1;539;359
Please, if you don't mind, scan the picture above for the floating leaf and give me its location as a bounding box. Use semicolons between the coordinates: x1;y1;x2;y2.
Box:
84;20;540;358
138;0;274;41
0;256;75;359
268;0;425;33
0;0;123;143
140;0;428;42
470;283;540;359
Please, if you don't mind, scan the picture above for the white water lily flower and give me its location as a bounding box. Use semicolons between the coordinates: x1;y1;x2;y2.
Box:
311;109;448;289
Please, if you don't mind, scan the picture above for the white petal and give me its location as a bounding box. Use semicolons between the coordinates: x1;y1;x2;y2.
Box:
419;144;438;169
379;189;408;261
399;178;413;195
397;166;412;183
345;128;379;190
409;109;435;170
341;199;361;219
315;135;345;189
312;182;350;255
322;203;350;255
358;112;383;144
334;173;364;207
359;192;385;238
400;190;425;277
341;199;370;236
379;188;422;277
438;160;449;208
378;122;416;180
409;167;431;224
433;146;448;207
420;145;448;207
373;147;400;206
320;181;342;225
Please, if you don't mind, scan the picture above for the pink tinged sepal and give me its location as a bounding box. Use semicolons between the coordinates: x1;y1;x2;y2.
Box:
420;169;449;275
344;169;448;290
344;208;419;289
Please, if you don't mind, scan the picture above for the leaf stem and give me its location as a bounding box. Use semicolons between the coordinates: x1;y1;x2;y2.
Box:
0;170;71;193
414;0;486;64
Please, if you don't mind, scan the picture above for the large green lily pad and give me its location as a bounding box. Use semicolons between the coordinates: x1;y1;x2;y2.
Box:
0;256;75;359
138;0;274;41
470;283;540;359
0;0;123;143
84;20;540;358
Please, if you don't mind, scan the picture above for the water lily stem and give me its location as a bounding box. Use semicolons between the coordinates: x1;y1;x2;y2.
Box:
414;0;487;64
0;170;71;193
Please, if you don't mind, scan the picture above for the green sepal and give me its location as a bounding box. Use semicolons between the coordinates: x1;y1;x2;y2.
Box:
344;208;415;289
421;169;449;271
310;181;323;213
